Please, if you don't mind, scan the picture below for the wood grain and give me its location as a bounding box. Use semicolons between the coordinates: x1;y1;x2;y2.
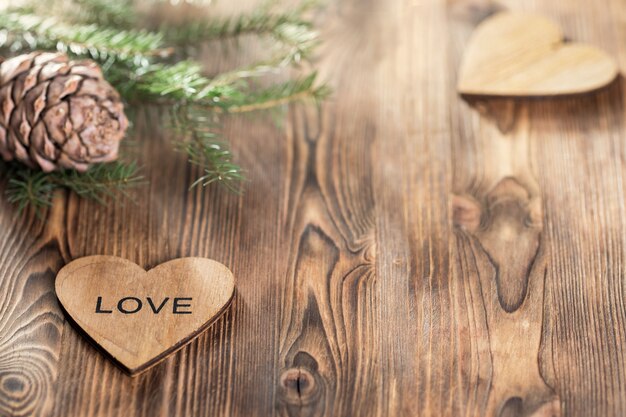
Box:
0;201;66;417
0;0;626;416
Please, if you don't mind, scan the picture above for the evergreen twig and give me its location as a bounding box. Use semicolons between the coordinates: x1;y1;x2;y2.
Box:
11;0;136;28
63;0;136;28
121;61;237;104
171;105;244;192
161;0;319;48
117;61;326;113
0;11;170;64
55;161;145;203
4;161;144;214
224;72;330;113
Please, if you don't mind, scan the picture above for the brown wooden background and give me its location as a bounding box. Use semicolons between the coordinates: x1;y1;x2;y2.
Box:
1;0;626;416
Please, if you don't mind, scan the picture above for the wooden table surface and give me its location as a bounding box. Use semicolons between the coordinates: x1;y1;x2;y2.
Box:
2;0;626;416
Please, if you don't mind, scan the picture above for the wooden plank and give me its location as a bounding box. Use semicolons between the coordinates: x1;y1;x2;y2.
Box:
48;107;289;416
0;0;625;416
532;1;626;415
275;94;378;415
449;1;626;416
0;203;66;417
371;1;453;416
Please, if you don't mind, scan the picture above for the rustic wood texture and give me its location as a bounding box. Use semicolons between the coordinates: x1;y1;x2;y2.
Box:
457;12;618;96
55;256;234;375
0;0;625;416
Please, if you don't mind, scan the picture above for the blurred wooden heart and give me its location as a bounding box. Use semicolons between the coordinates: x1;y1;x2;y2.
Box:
458;12;618;96
56;256;235;375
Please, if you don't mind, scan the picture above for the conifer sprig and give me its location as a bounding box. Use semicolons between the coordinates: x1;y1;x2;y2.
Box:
161;5;317;47
19;0;136;29
65;0;136;28
225;72;330;113
0;11;169;64
116;61;326;113
170;105;244;193
4;161;144;214
0;0;328;213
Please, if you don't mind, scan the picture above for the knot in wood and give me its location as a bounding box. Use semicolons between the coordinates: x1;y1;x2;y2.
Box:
0;370;34;410
279;367;319;405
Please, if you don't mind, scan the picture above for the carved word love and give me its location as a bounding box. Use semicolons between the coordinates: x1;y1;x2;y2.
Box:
95;296;193;314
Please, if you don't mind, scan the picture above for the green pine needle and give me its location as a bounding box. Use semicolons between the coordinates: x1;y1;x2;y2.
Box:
63;0;136;28
171;106;244;193
161;0;318;48
4;161;144;214
125;61;242;105
5;168;56;214
0;11;169;64
226;72;330;113
54;160;145;203
115;61;327;114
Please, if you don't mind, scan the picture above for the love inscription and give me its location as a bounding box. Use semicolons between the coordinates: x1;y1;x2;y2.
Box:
95;296;193;315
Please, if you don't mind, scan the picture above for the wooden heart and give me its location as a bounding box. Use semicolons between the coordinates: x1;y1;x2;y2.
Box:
55;256;235;375
458;12;619;96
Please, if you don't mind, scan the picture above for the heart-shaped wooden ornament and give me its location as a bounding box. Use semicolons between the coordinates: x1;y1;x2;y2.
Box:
55;256;235;375
458;12;619;96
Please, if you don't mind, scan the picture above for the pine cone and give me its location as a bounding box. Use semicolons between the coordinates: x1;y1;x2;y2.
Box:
0;52;128;172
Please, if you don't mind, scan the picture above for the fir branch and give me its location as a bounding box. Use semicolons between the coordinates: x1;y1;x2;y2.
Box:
207;34;318;88
224;72;330;113
125;61;240;104
159;2;320;84
5;168;56;213
54;161;145;203
171;106;244;192
103;60;245;110
4;161;144;213
63;0;136;28
0;11;169;64
19;0;137;29
115;60;327;113
161;0;318;49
